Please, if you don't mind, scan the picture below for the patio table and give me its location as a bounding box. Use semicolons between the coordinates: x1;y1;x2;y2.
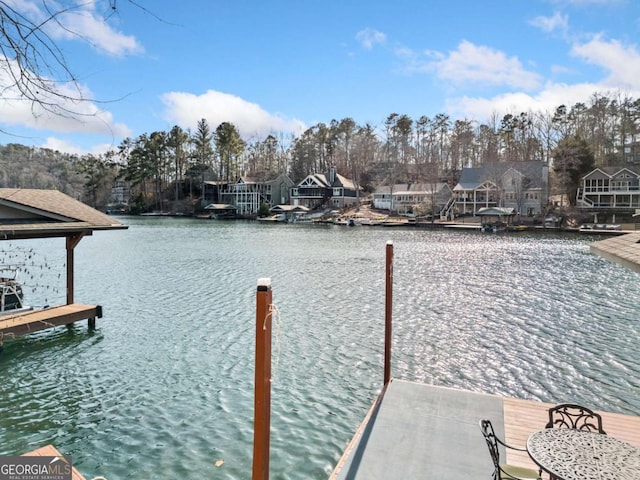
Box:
527;428;640;480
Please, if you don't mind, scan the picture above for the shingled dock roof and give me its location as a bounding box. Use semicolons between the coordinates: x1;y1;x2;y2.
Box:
0;188;127;239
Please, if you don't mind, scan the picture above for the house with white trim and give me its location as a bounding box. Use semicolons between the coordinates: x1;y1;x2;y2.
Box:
290;167;359;209
576;166;640;211
203;173;294;216
372;182;453;215
452;161;547;216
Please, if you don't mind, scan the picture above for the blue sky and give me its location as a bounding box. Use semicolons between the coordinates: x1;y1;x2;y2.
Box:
0;0;639;154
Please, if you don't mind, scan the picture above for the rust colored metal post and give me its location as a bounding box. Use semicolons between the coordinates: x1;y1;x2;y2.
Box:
384;241;394;386
253;278;272;480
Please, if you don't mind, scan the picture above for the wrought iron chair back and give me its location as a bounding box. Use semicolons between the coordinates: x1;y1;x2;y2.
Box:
480;419;502;474
545;403;606;434
480;419;540;480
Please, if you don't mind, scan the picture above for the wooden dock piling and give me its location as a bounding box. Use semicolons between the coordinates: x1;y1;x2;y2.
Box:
384;241;393;386
253;278;273;480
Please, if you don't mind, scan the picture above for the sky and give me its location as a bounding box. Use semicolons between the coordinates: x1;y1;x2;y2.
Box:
0;0;639;155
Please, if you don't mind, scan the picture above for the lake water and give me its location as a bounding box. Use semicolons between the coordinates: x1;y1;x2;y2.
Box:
1;218;639;479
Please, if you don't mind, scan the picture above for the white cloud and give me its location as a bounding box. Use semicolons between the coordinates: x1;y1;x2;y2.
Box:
394;46;415;59
6;0;143;56
57;9;143;56
446;81;631;122
529;12;569;35
428;41;542;90
160;90;306;139
0;60;131;137
355;28;387;50
39;137;113;156
571;36;640;90
443;33;640;122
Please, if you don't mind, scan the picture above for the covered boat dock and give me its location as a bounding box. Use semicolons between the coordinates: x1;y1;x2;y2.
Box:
0;188;127;350
476;206;517;231
204;203;238;219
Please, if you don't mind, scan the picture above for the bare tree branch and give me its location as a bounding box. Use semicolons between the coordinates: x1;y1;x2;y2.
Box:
0;1;153;136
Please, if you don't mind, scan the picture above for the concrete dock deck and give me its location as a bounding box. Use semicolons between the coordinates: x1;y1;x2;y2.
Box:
590;232;640;273
330;379;640;479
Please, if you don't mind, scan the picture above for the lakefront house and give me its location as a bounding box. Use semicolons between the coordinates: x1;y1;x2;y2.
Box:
452;161;548;217
289;166;359;210
372;182;453;216
576;166;640;212
203;173;294;216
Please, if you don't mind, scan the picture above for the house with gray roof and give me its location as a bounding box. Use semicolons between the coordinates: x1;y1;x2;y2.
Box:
203;173;294;216
372;182;453;215
290;166;359;210
452;161;548;216
576;166;640;213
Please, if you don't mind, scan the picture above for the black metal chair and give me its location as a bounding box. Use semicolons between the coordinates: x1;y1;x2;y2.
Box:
543;404;606;480
545;403;606;434
480;419;541;480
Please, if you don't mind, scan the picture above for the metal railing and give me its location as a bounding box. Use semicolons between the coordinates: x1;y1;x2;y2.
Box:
440;197;456;221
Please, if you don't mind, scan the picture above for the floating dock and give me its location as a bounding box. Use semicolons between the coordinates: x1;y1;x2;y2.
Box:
329;380;640;479
590;231;640;273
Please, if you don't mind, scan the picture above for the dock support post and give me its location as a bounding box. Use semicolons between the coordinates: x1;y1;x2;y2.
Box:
253;278;272;480
384;241;393;386
65;233;85;306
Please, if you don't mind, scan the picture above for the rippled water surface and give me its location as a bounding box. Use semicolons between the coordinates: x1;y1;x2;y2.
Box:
1;218;639;479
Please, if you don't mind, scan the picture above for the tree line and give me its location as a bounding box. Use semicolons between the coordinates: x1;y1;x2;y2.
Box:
1;91;638;212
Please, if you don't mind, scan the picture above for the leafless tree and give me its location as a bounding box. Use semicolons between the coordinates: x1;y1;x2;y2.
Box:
0;1;148;131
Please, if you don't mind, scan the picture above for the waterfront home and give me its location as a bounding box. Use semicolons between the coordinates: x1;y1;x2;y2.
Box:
203;173;294;216
290;166;359;209
453;161;548;216
372;182;453;216
576;166;640;213
107;180;130;212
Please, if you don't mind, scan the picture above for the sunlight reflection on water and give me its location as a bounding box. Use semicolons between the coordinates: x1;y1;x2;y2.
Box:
1;218;638;479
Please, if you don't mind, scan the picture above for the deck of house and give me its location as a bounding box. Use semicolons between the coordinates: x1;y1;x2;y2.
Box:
330;379;640;479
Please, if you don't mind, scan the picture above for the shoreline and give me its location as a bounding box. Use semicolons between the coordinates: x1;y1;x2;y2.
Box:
112;212;636;236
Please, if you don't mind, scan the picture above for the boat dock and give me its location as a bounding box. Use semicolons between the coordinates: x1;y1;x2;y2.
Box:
0;303;102;349
590;231;640;273
0;188;126;351
326;239;640;479
23;444;86;480
329;380;640;479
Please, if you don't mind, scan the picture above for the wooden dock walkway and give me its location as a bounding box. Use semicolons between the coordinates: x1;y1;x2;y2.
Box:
0;303;102;348
503;396;640;470
23;444;86;480
330;379;640;479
